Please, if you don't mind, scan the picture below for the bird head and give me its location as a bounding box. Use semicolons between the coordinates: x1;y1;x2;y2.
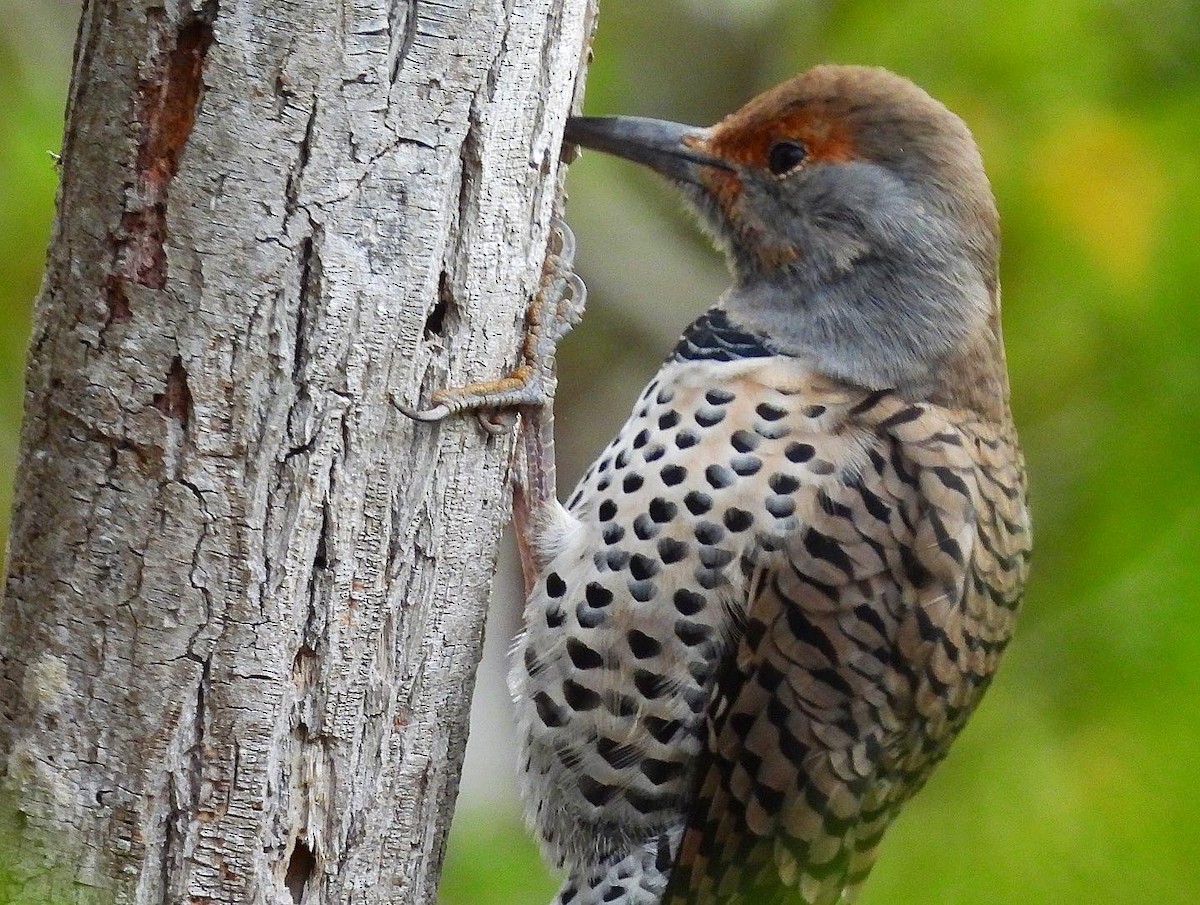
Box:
565;65;1008;409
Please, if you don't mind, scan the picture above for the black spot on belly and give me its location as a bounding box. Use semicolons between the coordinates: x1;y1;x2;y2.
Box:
628;630;662;659
730;430;760;453
640;758;685;785
633;513;660;540
649;498;678;523
643;716;684;743
657;537;688;564
579;775;618;806
630;554;660;581
756;402;787;421
567;638;604;670
629;580;658;603
705;464;735;489
585;582;613;608
673;589;706;615
534;692;566;727
661;464;687;486
769;473;801;494
634;669;671;699
563;679;602;711
723;508;754;532
785;442;815;463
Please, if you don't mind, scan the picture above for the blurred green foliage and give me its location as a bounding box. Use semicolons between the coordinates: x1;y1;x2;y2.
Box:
2;1;1198;903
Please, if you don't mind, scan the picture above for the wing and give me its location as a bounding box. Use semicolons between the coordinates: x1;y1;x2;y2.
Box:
663;399;1029;905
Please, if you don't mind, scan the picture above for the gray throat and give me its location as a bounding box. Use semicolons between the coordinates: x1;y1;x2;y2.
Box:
722;252;992;394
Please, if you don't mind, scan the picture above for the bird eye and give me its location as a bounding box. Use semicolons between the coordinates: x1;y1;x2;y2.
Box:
766;140;808;176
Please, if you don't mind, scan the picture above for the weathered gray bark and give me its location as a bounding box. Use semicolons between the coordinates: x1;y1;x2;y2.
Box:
0;0;594;902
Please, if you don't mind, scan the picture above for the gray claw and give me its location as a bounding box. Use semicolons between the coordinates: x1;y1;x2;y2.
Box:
392;394;453;423
478;410;519;435
549;216;576;266
561;271;586;324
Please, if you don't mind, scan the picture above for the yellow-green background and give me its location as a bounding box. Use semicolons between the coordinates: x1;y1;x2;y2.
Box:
3;2;1198;903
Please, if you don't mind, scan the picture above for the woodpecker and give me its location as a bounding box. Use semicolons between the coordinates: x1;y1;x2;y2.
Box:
404;63;1030;905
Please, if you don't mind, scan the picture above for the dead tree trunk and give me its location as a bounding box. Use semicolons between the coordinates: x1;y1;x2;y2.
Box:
0;0;594;902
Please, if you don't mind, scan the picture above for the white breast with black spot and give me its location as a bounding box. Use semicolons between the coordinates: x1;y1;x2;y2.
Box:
509;355;858;873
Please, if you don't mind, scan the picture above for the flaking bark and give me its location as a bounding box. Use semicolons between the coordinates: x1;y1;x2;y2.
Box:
0;0;594;902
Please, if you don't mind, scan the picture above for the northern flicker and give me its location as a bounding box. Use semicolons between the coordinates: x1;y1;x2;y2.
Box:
403;64;1030;905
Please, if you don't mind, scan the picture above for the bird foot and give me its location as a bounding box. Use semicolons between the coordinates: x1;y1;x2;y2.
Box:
395;218;586;433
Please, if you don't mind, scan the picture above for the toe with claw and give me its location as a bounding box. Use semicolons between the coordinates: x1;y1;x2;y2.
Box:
395;218;586;428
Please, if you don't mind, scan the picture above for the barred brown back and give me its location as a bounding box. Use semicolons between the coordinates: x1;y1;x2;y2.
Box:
662;390;1030;905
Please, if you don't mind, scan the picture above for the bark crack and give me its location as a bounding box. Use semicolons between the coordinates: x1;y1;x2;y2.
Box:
180;478;216;663
292;233;323;385
285;93;319;220
388;0;420;85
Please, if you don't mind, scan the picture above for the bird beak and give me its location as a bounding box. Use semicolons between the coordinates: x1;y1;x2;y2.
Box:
563;116;731;184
